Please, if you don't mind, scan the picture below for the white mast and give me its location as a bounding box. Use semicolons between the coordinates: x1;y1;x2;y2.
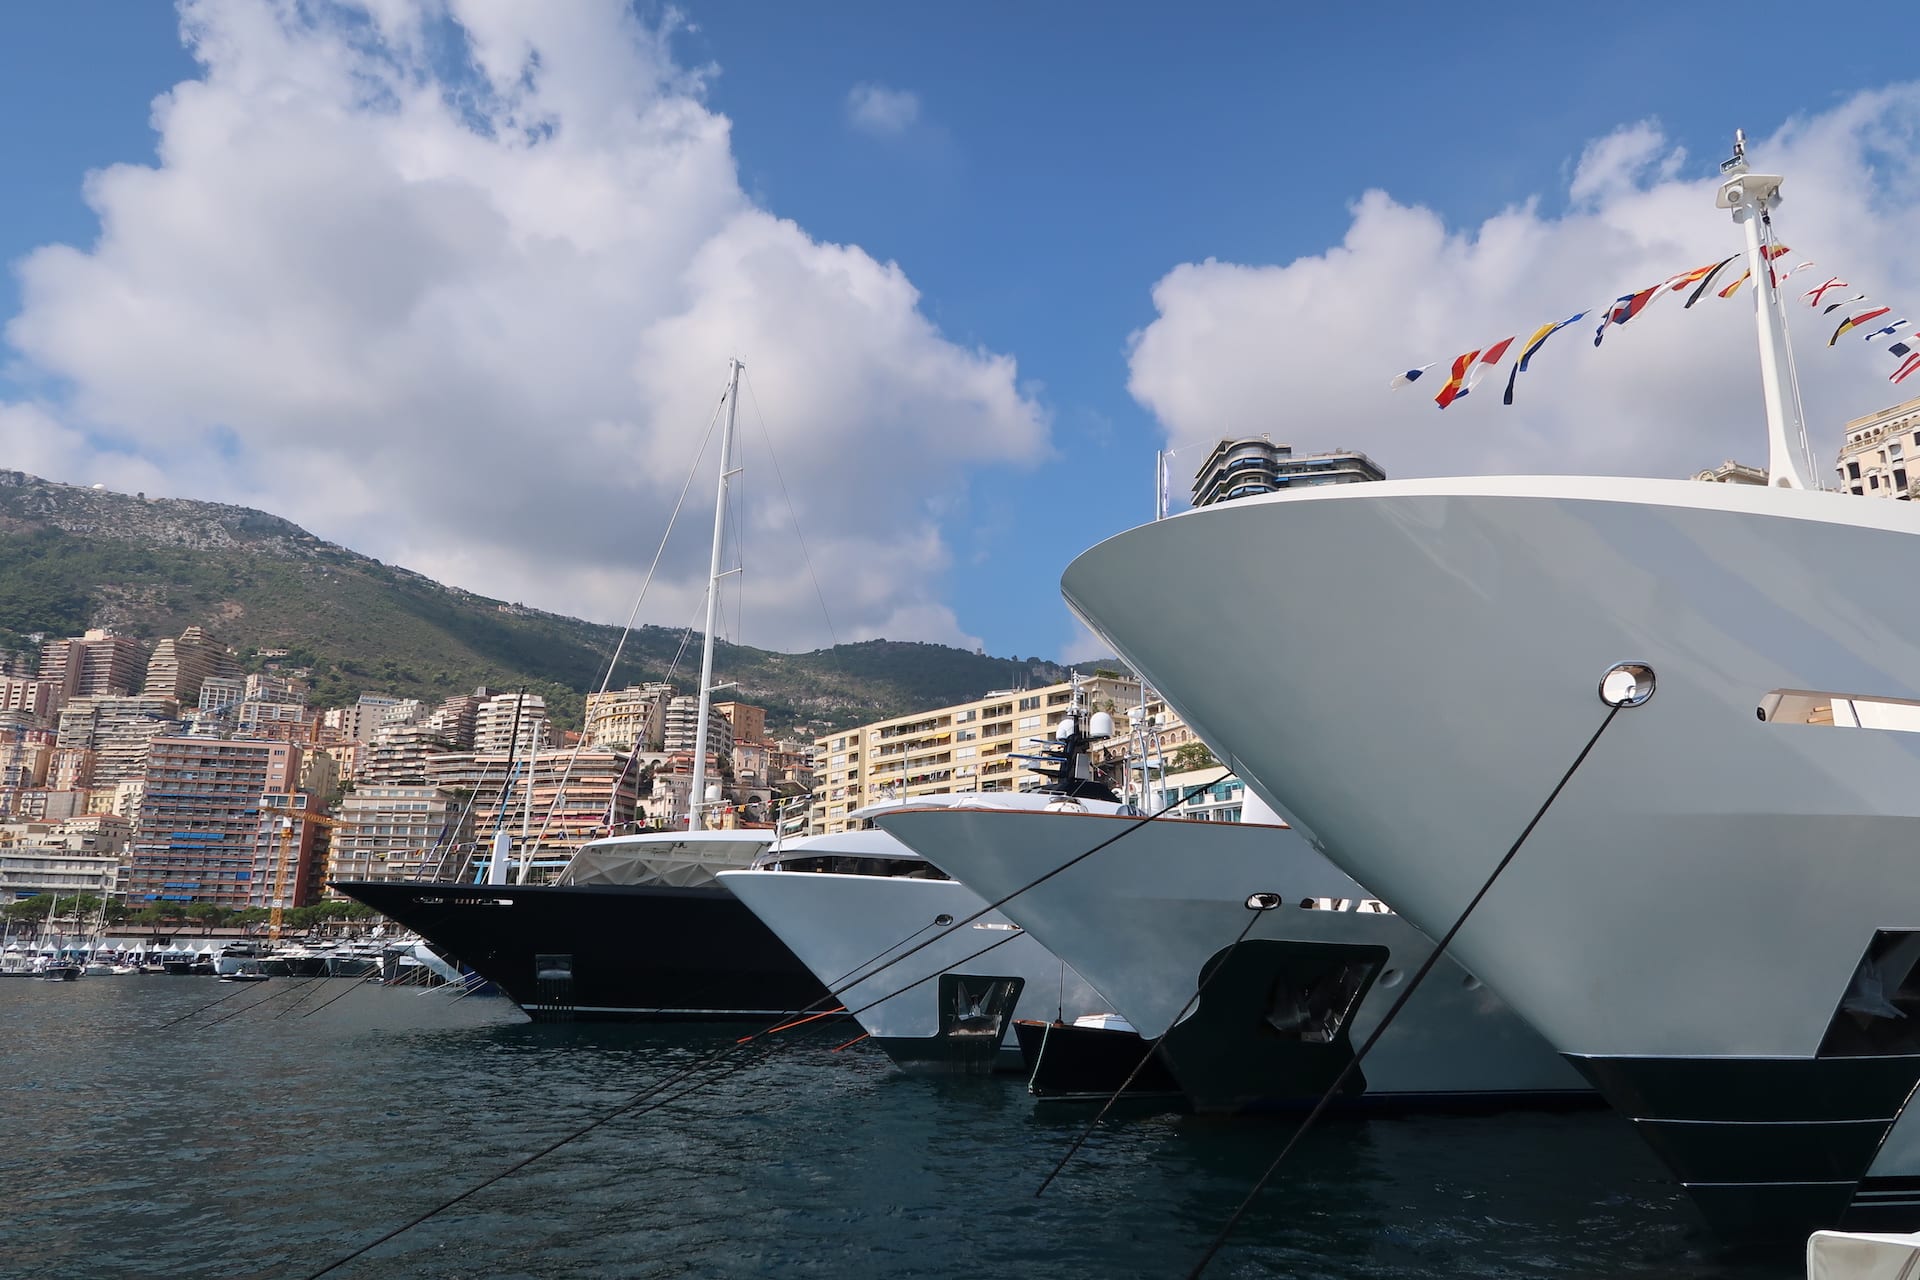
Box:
688;358;742;833
1716;129;1815;490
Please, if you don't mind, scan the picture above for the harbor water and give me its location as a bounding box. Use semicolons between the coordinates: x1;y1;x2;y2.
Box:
1;980;1796;1279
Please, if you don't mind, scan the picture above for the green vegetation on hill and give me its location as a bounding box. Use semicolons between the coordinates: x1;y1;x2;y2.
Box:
0;472;1092;736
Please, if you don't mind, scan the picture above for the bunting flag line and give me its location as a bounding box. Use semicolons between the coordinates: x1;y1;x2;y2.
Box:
1503;311;1587;405
1684;256;1741;308
1833;306;1894;345
1443;338;1516;407
1389;243;1909;414
1433;348;1481;409
1806;278;1851;307
1667;256;1737;295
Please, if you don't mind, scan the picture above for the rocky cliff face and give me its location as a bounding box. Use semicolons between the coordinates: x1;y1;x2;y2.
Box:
0;470;326;559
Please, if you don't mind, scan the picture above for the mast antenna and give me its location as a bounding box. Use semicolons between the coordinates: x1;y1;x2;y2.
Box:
1715;129;1816;489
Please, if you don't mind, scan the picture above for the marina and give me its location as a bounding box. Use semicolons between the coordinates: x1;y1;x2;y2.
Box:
1;4;1918;1277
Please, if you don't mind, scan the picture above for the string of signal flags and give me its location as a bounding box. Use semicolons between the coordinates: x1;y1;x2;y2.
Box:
1393;245;1920;409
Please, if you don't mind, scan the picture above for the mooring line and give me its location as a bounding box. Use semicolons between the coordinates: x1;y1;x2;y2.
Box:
200;975;324;1028
274;975;338;1019
154;979;255;1029
1184;702;1623;1278
300;974;374;1019
1036;903;1267;1196
297;775;1232;1280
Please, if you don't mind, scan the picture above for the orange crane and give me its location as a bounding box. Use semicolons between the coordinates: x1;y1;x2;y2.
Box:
260;804;346;941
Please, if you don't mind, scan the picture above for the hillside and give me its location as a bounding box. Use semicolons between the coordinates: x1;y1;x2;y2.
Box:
0;471;1092;736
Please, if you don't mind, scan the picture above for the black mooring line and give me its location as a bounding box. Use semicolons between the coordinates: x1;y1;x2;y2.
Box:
1184;703;1622;1278
298;774;1234;1280
1036;905;1265;1196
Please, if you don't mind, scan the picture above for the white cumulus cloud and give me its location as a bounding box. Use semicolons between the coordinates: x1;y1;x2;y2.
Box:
3;0;1046;651
1129;89;1920;492
845;82;920;137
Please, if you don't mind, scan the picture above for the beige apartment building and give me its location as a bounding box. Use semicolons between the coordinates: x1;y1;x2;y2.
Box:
1835;393;1920;497
810;676;1140;833
323;785;471;895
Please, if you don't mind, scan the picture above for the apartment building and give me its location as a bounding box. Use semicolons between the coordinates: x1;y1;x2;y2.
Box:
426;747;641;880
472;691;549;756
127;736;300;907
323;785;470;895
0;848;120;902
38;629;149;698
583;683;673;751
142;625;241;703
1189;437;1385;508
54;694;182;788
1834;394;1920;497
809;676;1140;833
253;790;327;909
663;695;733;759
0;675;71;723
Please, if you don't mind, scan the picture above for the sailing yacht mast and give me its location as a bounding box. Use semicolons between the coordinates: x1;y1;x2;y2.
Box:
688;359;742;833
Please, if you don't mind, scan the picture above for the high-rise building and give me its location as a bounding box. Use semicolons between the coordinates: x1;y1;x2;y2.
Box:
473;692;548;757
664;696;733;759
235;700;316;743
128;736;300;907
1189;437;1386;508
253;790;327;910
359;721;458;785
39;629;149;699
142;626;241;704
425;692;482;749
714;701;767;746
425;747;642;881
0;676;69;724
322;694;407;745
323;785;471;895
810;675;1140;833
197;675;246;718
54;694;182;788
1833;394;1920;497
583;683;673;752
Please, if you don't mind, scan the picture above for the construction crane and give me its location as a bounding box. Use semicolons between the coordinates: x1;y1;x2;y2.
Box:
260;803;345;941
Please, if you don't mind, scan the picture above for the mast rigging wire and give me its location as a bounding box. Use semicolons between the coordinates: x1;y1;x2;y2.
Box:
744;368;839;647
516;379;729;865
1183;703;1623;1278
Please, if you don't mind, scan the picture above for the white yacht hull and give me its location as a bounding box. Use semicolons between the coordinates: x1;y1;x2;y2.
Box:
715;869;1110;1072
1062;475;1920;1237
877;808;1589;1111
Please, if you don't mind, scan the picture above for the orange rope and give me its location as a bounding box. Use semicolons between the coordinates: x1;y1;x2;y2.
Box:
737;1006;844;1043
830;1032;870;1053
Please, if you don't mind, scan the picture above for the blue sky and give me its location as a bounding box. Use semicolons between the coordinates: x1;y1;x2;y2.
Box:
0;3;1914;663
